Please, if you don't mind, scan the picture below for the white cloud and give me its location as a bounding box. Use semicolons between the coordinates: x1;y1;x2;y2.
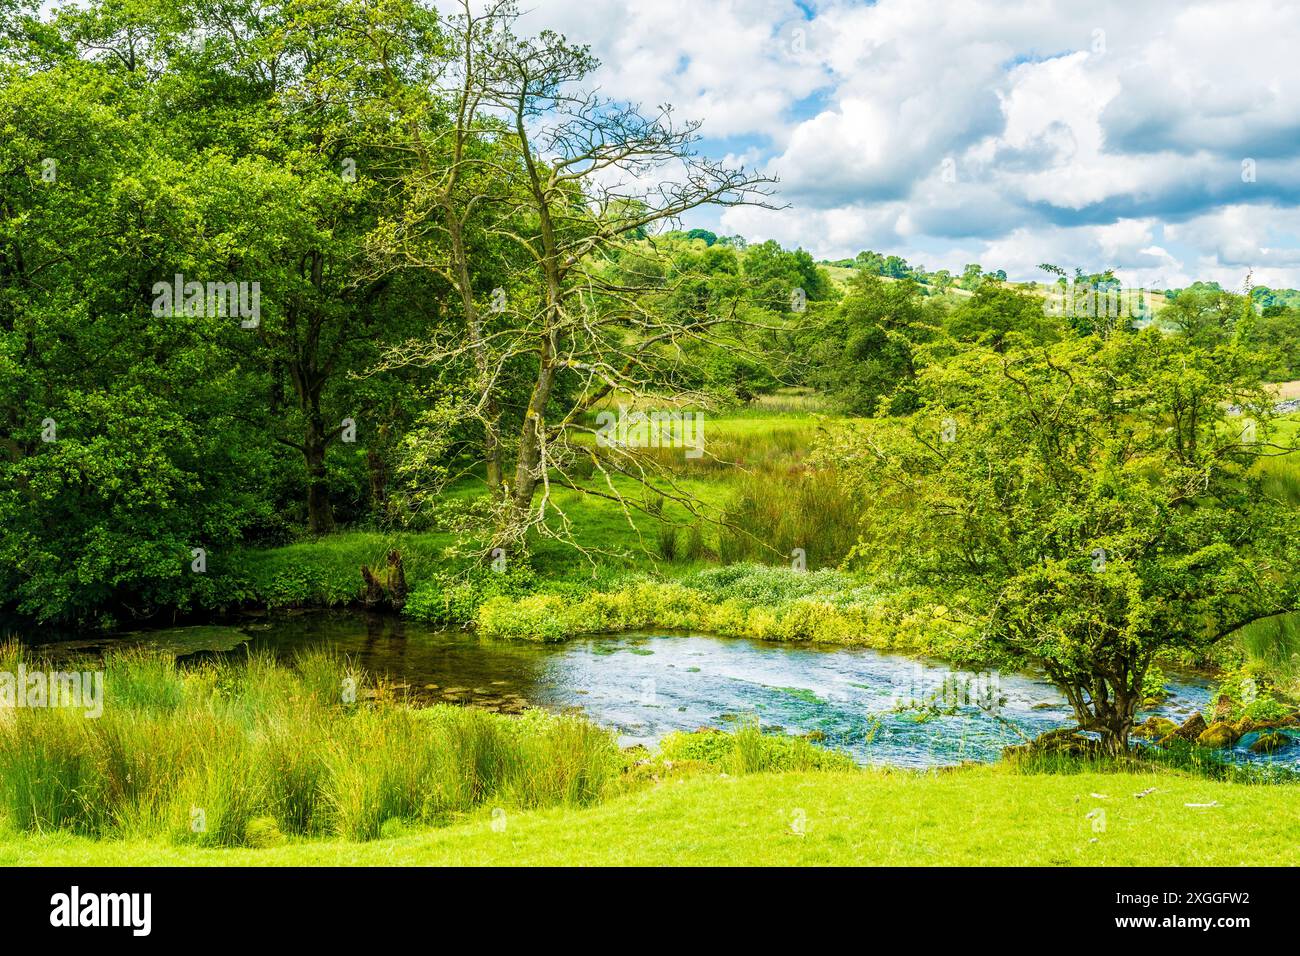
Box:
461;0;1300;284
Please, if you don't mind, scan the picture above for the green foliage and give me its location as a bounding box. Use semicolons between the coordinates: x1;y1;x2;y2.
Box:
945;281;1060;347
825;328;1300;748
658;723;856;773
806;272;940;414
1235;610;1300;695
473;564;904;648
655;520;680;562
403;562;539;626
1211;663;1293;724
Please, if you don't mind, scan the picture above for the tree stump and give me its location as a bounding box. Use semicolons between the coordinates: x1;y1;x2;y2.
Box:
360;550;407;610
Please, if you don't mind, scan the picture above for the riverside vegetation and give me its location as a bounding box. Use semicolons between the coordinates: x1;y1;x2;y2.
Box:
5;0;1300;866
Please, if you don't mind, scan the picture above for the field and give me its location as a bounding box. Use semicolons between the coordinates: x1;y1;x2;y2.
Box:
4;766;1294;867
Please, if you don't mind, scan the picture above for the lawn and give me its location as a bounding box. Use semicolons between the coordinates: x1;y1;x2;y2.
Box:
5;765;1295;866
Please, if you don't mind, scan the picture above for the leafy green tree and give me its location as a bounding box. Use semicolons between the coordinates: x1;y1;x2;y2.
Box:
944;281;1059;349
0;52;279;622
958;262;984;290
828;329;1300;752
1162;285;1245;349
807;273;939;414
742;240;832;313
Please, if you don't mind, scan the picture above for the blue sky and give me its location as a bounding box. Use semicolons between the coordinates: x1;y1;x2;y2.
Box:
511;0;1300;289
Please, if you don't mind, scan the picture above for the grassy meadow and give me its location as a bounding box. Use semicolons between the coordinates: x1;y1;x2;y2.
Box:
6;763;1295;867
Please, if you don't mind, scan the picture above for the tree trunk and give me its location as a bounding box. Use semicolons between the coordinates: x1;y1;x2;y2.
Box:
1103;682;1138;754
510;349;556;520
1066;684;1137;756
304;416;335;534
446;208;505;500
367;444;388;516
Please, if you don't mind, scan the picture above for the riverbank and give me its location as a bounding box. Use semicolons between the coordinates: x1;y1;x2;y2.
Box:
4;765;1295;866
2;645;1296;867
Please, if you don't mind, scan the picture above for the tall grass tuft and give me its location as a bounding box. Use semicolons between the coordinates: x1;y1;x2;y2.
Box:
718;468;865;569
1235;612;1300;695
0;648;620;845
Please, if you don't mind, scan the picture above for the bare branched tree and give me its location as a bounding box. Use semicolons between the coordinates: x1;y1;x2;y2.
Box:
372;1;782;558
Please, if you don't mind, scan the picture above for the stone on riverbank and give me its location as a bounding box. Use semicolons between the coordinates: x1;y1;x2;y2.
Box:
1249;731;1292;754
1195;721;1242;749
1156;712;1206;747
1131;716;1177;741
1004;726;1102;761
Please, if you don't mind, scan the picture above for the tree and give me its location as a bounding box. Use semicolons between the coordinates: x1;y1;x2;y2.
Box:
945;281;1059;349
807;272;938;414
1162;285;1242;349
0;38;281;622
826;329;1300;752
377;4;777;552
958;262;983;290
173;0;440;533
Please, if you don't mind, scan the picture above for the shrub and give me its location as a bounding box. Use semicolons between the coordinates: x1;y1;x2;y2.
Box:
404;563;540;625
476;594;572;641
1212;663;1294;723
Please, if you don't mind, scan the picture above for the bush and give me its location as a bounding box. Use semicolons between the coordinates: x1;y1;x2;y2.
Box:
476;594;572;641
404;563;540;625
1212;663;1294;723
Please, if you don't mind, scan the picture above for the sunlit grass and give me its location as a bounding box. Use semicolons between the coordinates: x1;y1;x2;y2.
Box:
0;646;619;845
5;765;1298;866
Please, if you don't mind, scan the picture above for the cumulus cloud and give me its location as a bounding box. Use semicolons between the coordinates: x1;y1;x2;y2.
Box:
461;0;1300;284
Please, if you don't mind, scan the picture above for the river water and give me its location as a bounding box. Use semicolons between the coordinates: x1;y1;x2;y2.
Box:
21;609;1298;769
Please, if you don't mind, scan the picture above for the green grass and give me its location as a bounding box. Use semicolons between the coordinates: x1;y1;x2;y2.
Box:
222;530;457;608
1236;613;1300;695
471;563;903;647
4;765;1296;866
0;645;619;845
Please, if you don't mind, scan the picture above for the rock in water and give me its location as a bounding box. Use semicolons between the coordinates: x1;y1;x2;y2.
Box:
1195;721;1242;749
1132;716;1178;741
1157;712;1207;746
1249;731;1291;754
